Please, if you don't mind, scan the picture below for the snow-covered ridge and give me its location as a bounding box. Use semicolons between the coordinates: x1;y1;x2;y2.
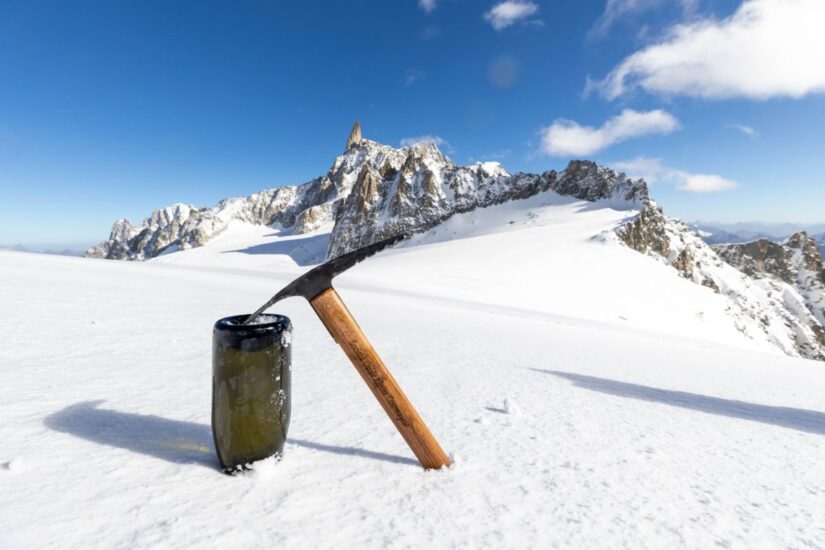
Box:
617;204;825;361
85;124;647;261
715;233;825;329
327;142;647;258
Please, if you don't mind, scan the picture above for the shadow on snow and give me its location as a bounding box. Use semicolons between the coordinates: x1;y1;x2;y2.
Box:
44;400;416;468
221;232;329;266
538;370;825;436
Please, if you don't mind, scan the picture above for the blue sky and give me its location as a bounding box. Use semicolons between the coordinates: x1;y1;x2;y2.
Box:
1;0;824;249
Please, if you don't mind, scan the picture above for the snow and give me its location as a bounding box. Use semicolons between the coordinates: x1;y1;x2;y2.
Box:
152;221;330;270
2;197;825;548
503;398;522;417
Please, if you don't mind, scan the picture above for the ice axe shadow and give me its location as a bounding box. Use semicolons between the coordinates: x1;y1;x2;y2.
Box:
44;401;415;467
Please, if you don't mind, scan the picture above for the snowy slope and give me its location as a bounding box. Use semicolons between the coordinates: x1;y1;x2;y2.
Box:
152;188;799;357
2;206;825;548
620;204;825;360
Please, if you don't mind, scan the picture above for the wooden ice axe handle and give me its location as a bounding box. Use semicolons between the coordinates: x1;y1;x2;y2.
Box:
310;287;452;470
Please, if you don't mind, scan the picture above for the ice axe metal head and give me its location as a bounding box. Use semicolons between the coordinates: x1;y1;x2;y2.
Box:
238;231;451;470
242;234;406;325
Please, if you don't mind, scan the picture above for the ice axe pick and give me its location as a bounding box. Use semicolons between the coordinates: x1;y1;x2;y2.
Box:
243;235;452;470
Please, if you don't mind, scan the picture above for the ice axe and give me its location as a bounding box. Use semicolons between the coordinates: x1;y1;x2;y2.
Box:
243;235;452;470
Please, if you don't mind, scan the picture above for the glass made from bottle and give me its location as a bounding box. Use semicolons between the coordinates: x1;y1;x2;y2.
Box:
212;314;292;473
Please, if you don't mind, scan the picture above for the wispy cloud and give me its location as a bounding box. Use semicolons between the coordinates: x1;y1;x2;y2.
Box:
726;123;758;137
613;156;737;193
400;135;447;147
540;109;679;156
592;0;825;100
418;0;437;14
589;0;698;38
469;149;512;163
483;1;540;31
590;0;661;38
404;68;426;86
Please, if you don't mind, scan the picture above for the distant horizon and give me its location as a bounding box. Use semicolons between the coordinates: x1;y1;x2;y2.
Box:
690;220;825;230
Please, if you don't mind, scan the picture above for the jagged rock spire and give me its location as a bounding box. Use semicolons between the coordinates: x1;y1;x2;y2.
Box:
345;120;362;151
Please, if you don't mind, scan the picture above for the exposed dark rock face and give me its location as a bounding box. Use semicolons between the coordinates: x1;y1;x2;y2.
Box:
345;120;362;151
616;204;669;259
327;150;648;258
714;239;795;283
787;232;825;285
714;232;825;345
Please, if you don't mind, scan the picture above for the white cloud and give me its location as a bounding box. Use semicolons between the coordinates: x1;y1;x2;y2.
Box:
469;149;512;163
613;156;737;192
400;135;447;147
540;109;679;156
483;1;539;31
680;173;738;192
594;0;825;100
404;68;426;86
418;0;436;14
726;123;758;137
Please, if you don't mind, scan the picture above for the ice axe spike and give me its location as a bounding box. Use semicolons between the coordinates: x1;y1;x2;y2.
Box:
243;235;452;470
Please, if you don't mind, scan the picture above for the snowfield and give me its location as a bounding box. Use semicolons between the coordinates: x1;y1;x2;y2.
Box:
2;196;825;549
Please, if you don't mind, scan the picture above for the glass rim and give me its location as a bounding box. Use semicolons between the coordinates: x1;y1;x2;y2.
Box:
214;314;291;333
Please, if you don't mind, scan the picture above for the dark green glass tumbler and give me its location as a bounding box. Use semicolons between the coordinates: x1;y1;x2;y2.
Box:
212;314;292;473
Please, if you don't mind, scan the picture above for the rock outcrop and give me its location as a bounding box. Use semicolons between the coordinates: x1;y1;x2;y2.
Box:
345;120;362;151
328;149;648;257
616;202;825;360
715;233;825;330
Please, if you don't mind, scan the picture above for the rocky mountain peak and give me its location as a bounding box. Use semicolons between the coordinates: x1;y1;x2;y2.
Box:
713;238;794;283
785;231;825;279
345;120;362;151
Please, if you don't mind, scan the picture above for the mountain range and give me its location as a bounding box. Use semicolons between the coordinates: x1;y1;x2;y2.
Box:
692;221;825;252
86;123;825;361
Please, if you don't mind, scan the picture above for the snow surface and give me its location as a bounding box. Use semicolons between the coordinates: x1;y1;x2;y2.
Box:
2;195;825;548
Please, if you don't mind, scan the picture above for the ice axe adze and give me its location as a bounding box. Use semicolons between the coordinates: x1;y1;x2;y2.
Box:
243;235;452;470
